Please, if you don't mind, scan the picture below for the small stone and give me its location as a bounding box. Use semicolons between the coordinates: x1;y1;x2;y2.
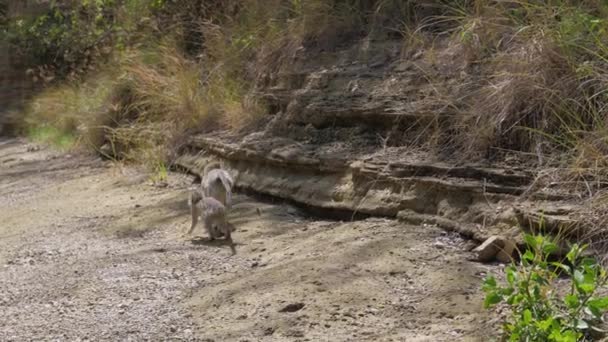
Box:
433;241;446;249
279;302;305;313
263;327;275;336
473;236;504;262
286;329;305;338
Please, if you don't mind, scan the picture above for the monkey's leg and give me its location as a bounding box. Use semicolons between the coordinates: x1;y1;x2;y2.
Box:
186;195;201;236
223;224;232;241
222;223;236;255
204;216;217;240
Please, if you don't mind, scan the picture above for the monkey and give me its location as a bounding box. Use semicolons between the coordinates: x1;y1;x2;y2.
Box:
201;162;234;210
201;162;262;217
187;190;233;242
186;161;235;240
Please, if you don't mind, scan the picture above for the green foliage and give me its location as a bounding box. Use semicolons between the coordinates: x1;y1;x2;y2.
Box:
4;0;165;78
484;234;608;341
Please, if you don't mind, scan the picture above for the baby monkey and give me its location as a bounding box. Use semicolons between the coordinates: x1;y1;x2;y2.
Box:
187;190;233;242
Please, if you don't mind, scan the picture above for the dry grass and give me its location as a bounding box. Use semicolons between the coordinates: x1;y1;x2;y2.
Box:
20;70;119;150
384;1;608;165
97;43;259;171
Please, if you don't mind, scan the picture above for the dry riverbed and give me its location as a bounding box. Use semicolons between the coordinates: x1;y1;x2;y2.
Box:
0;138;501;341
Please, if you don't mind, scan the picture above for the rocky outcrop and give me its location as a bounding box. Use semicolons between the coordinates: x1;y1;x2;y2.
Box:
176;36;587;248
176;134;582;245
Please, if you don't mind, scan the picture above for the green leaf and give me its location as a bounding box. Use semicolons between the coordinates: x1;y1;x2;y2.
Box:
587;297;608;310
536;317;553;332
484;276;497;288
507;293;523;305
565;294;579;309
587;297;608;318
580;257;596;268
551;262;571;275
574;269;597;294
501;287;514;297
535;235;545;249
566;244;580;264
542;242;559;255
506;266;517;285
522;309;532;324
549;326;563;340
561;329;581;342
484;292;502;308
579;283;595;294
522;250;534;262
524;234;538;249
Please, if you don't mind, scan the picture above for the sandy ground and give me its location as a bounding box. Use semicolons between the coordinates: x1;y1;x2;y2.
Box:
0;138;501;341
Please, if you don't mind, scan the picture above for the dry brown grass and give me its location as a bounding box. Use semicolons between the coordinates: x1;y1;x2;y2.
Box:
388;1;608;166
20;69;120;150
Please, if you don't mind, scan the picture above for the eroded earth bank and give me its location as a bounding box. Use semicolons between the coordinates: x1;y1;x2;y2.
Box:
0;138;502;341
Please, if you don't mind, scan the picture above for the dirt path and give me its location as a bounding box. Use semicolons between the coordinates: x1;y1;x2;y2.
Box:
0;138;500;341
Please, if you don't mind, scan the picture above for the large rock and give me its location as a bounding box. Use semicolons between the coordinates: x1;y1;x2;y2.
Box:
496;239;517;263
473;236;504;262
473;236;518;263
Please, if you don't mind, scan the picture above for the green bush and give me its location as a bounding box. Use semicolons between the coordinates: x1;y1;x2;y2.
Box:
4;0;166;78
483;234;608;341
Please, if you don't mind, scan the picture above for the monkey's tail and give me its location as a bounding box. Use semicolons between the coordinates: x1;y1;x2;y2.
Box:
219;174;233;210
203;162;222;177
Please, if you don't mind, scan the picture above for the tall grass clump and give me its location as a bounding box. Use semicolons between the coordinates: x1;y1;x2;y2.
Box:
404;1;608;167
106;43;213;167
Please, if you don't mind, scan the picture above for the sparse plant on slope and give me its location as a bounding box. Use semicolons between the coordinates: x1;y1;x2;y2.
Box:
483;234;608;341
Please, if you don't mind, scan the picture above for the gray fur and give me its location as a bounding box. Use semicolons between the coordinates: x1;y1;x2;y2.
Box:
187;191;232;241
201;163;234;209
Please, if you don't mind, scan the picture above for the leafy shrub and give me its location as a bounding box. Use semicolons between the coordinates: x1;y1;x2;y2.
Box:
4;0;165;79
483;234;608;341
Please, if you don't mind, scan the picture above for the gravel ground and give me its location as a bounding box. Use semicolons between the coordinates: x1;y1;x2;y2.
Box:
0;138;501;341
